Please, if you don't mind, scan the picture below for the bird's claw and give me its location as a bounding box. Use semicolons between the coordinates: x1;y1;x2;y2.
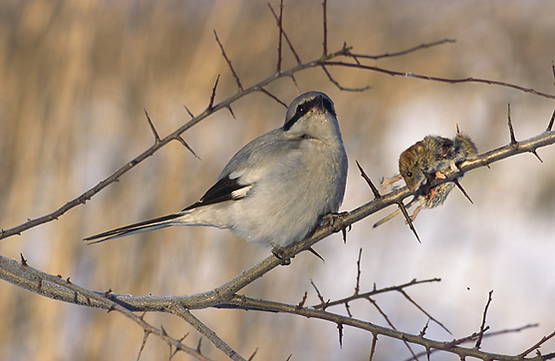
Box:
272;247;292;265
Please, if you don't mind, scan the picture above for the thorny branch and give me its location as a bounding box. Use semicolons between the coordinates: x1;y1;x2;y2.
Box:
2;253;549;361
1;119;555;360
2;26;554;240
2;2;555;360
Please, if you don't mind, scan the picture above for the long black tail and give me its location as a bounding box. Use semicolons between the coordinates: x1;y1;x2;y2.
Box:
84;212;184;244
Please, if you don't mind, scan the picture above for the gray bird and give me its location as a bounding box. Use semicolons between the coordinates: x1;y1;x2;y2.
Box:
85;91;348;248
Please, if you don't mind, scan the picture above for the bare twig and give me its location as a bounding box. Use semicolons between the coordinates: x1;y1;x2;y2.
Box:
475;290;494;349
321;61;555;100
213;31;244;90
169;304;247;361
321;64;370;91
0;254;548;361
354;248;362;295
276;0;283;72
322;0;328;56
0;256;212;361
398;290;451;335
404;324;540;361
268;3;302;64
350;39;456;60
368;297;419;360
519;331;555;358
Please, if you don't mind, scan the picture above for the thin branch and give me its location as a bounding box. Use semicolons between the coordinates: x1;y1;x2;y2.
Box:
398;290;451;335
0;256;212;361
367;297;419;360
354;248;362;295
169;304;247;361
213;30;244;91
321;61;555;100
322;0;328;56
276;0;283;72
321;64;370;92
519;331;555;358
404;324;540;361
268;3;302;64
350;38;456;60
0;254;548;361
314;278;441;309
475;290;494;349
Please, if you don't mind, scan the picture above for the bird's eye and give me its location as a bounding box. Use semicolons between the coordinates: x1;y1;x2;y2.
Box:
406;171;413;177
296;104;308;116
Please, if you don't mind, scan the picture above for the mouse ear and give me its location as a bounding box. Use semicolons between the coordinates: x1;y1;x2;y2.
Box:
415;142;425;153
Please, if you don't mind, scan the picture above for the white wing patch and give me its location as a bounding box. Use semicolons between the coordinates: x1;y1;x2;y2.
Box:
231;185;253;199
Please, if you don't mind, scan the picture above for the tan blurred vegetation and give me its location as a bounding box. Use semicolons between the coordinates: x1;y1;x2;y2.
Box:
1;0;554;360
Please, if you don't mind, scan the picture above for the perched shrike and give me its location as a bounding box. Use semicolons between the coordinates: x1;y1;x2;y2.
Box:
85;91;348;248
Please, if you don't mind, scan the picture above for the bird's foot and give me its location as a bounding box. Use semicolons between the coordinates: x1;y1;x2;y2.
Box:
272;247;292;266
322;212;351;243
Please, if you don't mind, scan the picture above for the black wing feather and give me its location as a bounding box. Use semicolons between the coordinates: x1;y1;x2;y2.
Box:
183;176;250;211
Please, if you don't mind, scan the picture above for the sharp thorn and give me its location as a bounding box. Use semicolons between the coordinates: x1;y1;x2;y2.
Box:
546;108;555;132
507;103;517;145
355;160;381;199
307;247;325;262
531;150;543;163
397;201;421;243
453;179;473;204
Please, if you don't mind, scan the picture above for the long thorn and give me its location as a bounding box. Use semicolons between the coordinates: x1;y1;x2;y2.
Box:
175;136;201;160
531;149;543;163
355;160;381;199
207;74;220;110
259;88;287;108
453;179;473;204
307;247;325;262
507;103;517;145
397;201;421;243
144;109;161;143
546;108;555;132
183;104;195;119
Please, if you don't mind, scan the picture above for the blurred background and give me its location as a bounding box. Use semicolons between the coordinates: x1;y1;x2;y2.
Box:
1;0;554;360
